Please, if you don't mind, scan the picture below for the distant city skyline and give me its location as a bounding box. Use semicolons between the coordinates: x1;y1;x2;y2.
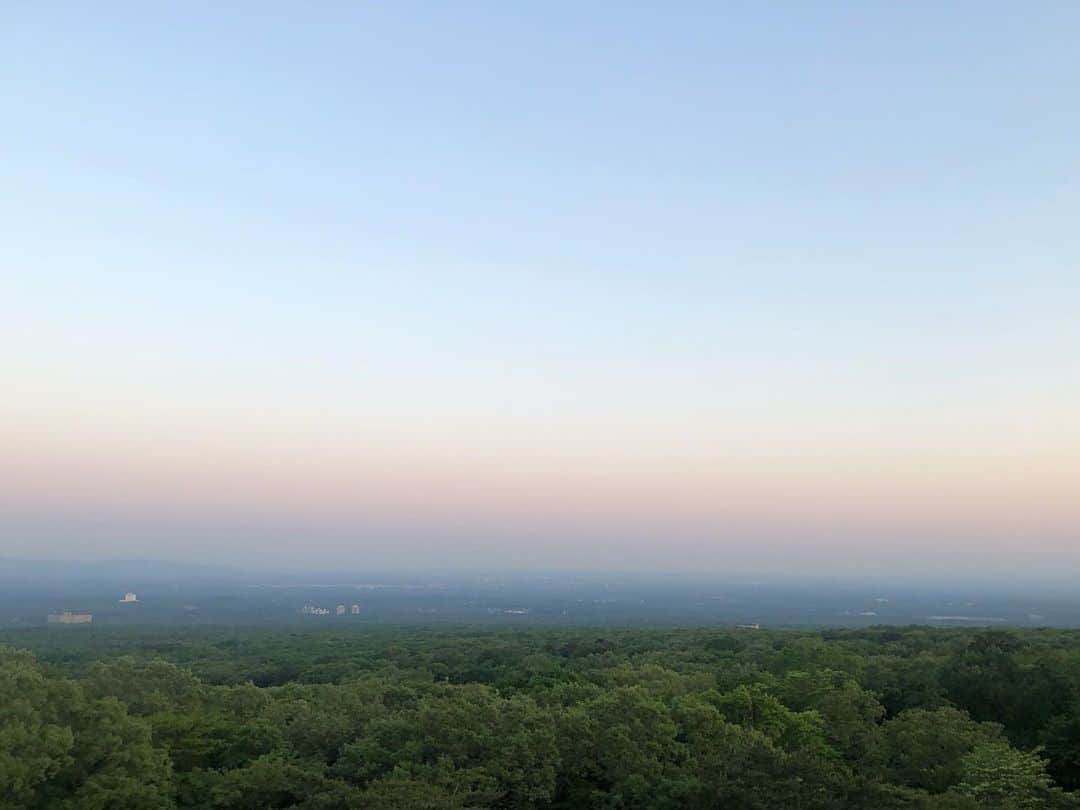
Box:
2;3;1078;578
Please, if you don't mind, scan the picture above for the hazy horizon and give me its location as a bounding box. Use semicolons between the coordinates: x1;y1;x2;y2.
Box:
3;4;1078;580
3;550;1079;593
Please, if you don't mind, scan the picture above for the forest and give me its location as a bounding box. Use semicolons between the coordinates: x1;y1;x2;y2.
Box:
3;624;1080;809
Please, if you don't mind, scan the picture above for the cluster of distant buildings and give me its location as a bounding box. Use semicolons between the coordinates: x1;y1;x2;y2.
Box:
47;592;139;626
301;603;361;616
48;611;92;624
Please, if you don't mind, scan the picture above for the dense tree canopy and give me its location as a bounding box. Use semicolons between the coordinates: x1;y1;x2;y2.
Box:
3;625;1080;808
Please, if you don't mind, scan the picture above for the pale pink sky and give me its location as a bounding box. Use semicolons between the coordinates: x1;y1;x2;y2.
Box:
3;3;1079;576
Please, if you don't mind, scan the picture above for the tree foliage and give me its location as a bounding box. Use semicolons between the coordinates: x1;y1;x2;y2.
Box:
4;625;1080;808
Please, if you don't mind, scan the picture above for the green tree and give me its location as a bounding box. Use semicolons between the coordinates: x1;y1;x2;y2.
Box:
874;707;1003;793
0;647;172;809
1042;708;1080;791
817;680;885;763
0;648;75;808
952;742;1065;809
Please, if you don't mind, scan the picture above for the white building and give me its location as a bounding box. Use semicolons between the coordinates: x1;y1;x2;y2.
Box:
336;604;346;615
350;604;360;615
120;592;138;603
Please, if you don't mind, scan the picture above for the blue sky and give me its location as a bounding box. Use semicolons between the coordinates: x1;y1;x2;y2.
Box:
2;3;1078;574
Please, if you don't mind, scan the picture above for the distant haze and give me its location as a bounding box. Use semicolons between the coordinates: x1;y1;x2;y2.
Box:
2;4;1078;579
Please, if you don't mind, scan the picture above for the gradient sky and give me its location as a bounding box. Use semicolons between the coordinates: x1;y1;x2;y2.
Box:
2;2;1078;577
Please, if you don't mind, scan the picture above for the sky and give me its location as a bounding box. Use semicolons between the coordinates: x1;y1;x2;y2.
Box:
2;2;1078;578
